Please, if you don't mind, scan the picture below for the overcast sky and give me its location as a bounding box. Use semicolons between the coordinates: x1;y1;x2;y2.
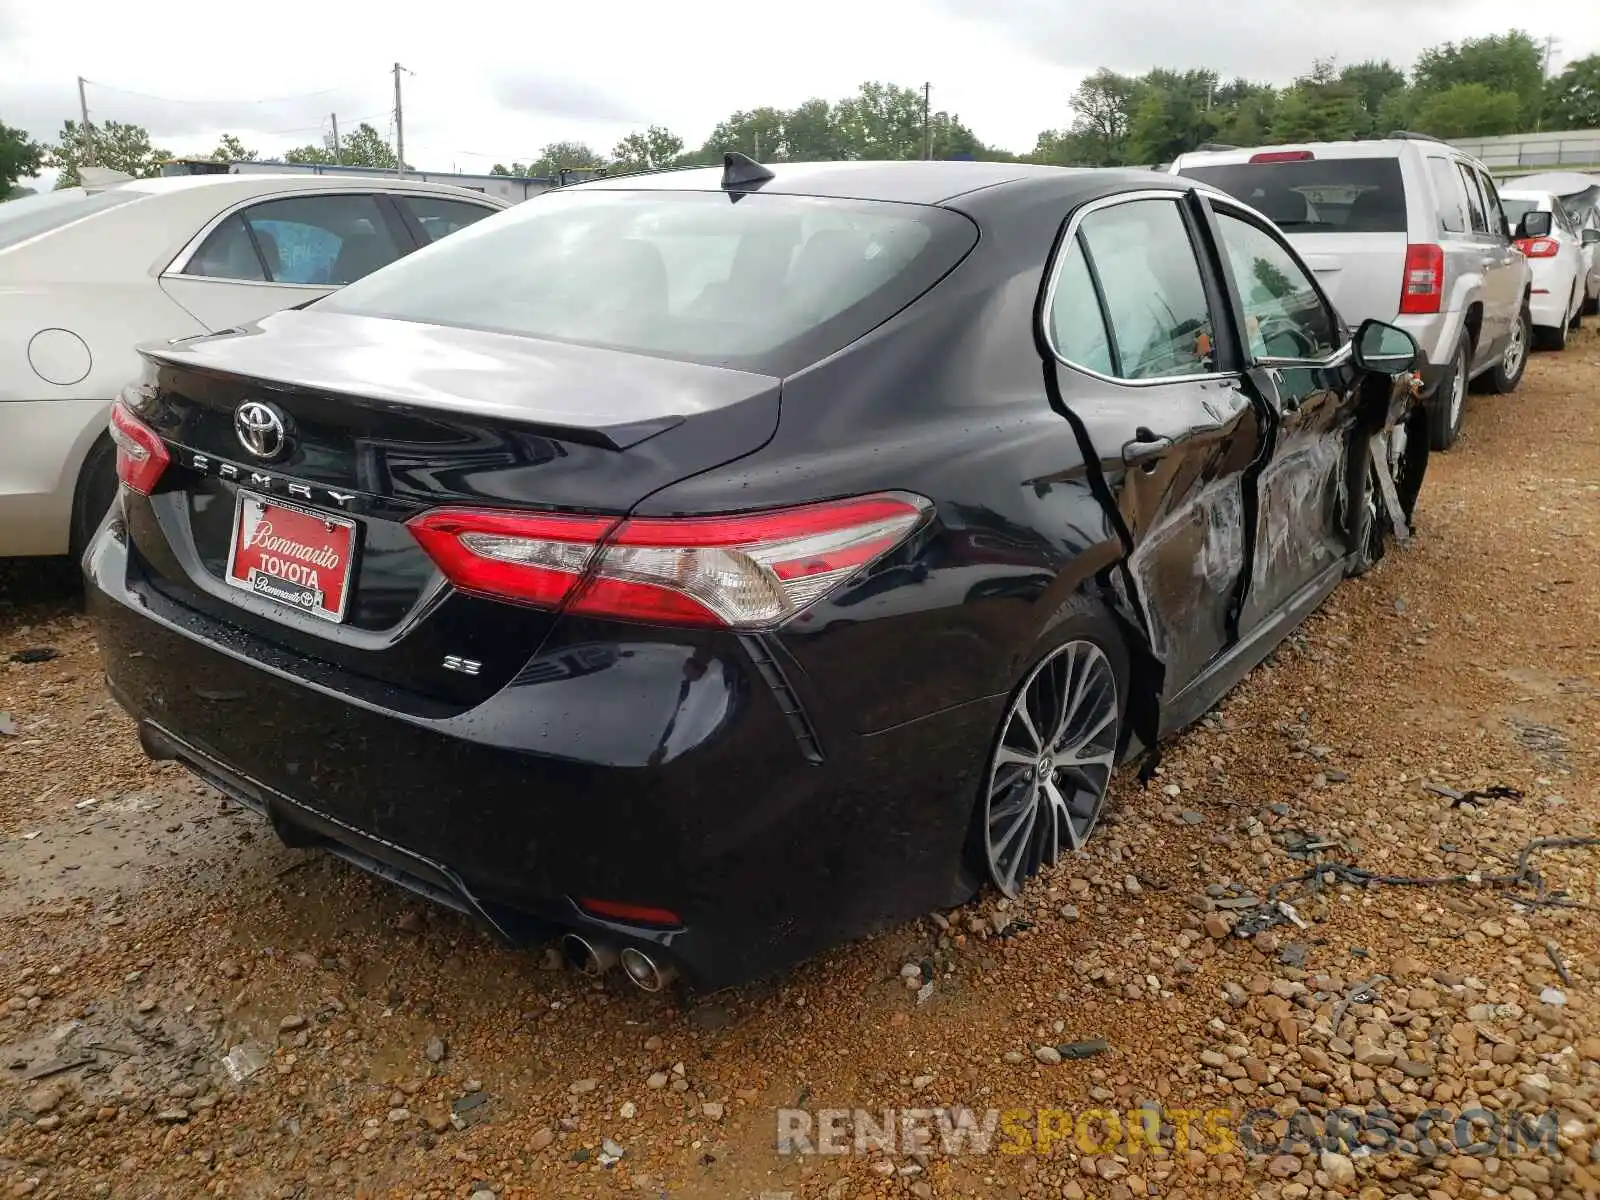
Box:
2;0;1596;185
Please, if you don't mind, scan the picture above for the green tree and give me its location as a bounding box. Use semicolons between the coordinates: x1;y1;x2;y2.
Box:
1270;60;1367;143
830;82;929;159
611;125;685;173
282;141;337;165
702;107;789;160
1067;68;1138;164
1126;69;1219;164
209;133;257;162
490;162;534;176
1;119;44;195
781;98;843;160
1340;60;1409;133
1413;31;1545;125
47;119;171;187
282;122;406;169
1544;54;1600;130
527;141;604;178
1411;83;1524;138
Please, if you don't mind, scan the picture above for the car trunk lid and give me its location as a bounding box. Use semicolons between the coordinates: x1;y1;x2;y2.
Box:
126;309;780;708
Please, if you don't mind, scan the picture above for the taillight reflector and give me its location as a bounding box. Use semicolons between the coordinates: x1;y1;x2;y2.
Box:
577;898;682;927
1398;244;1444;315
408;493;930;629
1249;150;1315;163
108;397;170;495
1515;237;1560;258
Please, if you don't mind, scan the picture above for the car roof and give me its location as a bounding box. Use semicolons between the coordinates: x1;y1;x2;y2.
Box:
574;159;1180;207
1173;139;1478;168
114;173;506;204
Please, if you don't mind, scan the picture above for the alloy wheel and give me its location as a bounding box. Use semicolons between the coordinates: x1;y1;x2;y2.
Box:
982;640;1119;898
1503;315;1526;379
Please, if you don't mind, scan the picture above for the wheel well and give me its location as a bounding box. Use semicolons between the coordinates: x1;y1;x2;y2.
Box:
68;431;118;558
1105;601;1163;764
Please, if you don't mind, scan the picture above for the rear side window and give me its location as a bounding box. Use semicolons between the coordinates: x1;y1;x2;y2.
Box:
1457;165;1488;233
182;213;265;280
1047;239;1114;376
1476;171;1509;238
1427;159;1468;233
0;188;142;251
320;189;977;373
243;194;403;285
1179;158;1406;234
1051;198;1217;381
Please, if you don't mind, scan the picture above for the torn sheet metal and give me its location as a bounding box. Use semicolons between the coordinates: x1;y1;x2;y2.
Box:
1240;430;1345;630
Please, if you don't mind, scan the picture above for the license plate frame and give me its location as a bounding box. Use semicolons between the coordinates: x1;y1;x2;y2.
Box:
224;489;359;624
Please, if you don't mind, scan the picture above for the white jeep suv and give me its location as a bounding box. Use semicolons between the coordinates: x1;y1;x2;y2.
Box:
1172;135;1534;450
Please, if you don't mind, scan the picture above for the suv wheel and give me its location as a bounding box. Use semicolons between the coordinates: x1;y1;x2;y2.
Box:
1428;340;1470;451
1484;305;1530;394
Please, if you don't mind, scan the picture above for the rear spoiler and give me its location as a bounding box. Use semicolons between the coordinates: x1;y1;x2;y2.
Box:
80;167;136;193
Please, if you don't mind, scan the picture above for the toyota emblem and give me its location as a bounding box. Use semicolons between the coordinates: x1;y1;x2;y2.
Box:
234;401;288;460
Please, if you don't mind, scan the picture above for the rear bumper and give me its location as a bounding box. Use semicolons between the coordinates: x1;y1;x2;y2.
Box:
85;519;997;989
1526;287;1569;330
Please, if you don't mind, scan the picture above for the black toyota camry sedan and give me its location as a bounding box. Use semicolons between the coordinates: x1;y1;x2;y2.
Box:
88;156;1425;992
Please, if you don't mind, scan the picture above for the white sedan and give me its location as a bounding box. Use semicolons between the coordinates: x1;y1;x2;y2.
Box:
1;172;507;558
1505;171;1600;315
1499;187;1597;352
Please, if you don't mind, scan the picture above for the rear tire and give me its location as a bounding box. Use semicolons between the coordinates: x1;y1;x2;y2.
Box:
69;435;119;566
967;596;1130;899
1484;305;1530;394
1428;340;1469;451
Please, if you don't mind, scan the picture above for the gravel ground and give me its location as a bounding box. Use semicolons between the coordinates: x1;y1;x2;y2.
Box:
2;330;1598;1200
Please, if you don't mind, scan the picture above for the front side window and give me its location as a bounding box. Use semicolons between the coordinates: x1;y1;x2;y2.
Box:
1213;209;1339;361
1476;170;1509;237
1073;198;1216;380
1457;164;1488;233
402;196;498;244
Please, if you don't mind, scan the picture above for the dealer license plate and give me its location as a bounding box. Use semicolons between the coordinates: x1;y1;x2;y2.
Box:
225;490;358;623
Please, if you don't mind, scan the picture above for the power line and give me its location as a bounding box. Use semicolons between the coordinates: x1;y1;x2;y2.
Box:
80;79;342;107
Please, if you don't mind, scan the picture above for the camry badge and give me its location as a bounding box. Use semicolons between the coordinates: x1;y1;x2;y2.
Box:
235;401;288;460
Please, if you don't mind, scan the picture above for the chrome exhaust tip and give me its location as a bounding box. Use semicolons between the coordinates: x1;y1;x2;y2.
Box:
619;946;677;993
562;933;617;976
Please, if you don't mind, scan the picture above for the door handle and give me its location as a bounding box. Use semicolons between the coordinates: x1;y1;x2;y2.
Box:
1121;428;1173;467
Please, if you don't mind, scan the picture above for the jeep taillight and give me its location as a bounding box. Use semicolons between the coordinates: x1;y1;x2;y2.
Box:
1398;244;1444;315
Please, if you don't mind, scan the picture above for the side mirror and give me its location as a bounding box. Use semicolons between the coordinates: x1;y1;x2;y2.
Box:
1582;228;1600;247
1515;210;1553;239
1352;319;1420;376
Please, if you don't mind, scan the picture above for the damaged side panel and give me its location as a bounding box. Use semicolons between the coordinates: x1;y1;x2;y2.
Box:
1238;426;1348;632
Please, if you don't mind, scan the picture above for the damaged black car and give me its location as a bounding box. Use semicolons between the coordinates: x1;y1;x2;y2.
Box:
87;158;1427;992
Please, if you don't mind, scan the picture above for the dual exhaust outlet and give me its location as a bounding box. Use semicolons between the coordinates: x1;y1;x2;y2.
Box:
561;933;676;993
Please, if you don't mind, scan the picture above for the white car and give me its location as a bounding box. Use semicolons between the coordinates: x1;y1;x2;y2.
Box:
1;173;506;558
1505;171;1600;314
1498;187;1597;351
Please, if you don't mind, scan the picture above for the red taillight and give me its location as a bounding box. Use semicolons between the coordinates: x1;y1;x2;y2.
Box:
1398;244;1444;315
577;898;682;927
1514;237;1560;258
108;398;170;495
408;492;930;629
1249;150;1315;163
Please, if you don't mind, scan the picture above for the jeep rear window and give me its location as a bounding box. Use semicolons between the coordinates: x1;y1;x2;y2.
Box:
1180;159;1407;233
319;188;977;374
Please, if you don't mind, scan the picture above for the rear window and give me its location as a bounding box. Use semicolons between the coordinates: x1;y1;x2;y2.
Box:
0;188;143;251
1498;197;1539;229
1180;158;1407;233
318;189;977;372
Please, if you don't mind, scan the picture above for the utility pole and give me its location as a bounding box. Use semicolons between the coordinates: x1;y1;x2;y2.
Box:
330;113;341;163
1535;36;1560;131
77;76;95;167
392;62;405;177
922;81;931;160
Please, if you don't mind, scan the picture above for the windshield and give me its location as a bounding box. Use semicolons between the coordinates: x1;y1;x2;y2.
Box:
1181;158;1407;233
0;188;143;251
319;188;977;372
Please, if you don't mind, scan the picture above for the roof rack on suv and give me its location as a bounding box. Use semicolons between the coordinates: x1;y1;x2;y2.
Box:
1194;143;1239;153
1388;130;1447;144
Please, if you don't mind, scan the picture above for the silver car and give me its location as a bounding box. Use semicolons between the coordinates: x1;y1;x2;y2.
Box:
1172;135;1533;450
